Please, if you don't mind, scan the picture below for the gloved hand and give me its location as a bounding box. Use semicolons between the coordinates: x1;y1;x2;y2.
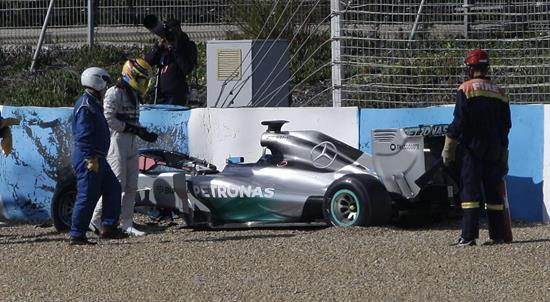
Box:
441;136;459;166
1;127;13;156
85;158;99;173
0;117;20;129
124;124;158;143
138;129;158;143
500;147;509;175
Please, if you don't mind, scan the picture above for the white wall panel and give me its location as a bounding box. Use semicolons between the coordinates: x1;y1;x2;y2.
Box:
188;107;359;169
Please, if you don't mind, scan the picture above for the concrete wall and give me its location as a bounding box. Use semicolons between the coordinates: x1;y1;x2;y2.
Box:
0;104;548;223
188;107;358;169
189;105;547;222
358;105;545;222
543;105;550;222
0;105;190;223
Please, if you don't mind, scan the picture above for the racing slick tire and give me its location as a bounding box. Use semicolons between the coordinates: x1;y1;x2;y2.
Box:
51;177;76;232
323;174;392;227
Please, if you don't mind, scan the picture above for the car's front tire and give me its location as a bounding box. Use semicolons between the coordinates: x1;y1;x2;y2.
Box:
51;179;76;232
323;174;392;227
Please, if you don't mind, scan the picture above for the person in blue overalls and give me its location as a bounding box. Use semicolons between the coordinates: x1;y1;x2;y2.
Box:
442;49;511;247
70;67;127;245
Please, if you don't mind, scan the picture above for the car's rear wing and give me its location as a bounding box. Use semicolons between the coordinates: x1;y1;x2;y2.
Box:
371;124;452;199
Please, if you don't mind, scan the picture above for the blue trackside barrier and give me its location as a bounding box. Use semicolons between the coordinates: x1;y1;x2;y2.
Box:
0;105;190;224
0;105;547;223
359;105;545;222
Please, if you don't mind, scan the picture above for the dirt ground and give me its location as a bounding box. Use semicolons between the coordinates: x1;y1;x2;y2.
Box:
0;216;548;302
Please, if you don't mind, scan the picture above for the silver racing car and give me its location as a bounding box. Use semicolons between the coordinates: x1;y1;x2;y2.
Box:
107;120;457;229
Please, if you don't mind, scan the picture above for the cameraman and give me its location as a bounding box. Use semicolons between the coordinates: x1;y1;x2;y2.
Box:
145;19;197;106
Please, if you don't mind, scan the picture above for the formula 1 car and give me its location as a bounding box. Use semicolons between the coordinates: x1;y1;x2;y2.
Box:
131;121;456;229
51;120;456;230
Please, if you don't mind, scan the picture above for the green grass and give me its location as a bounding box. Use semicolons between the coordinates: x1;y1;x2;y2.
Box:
0;44;210;107
0;46;141;107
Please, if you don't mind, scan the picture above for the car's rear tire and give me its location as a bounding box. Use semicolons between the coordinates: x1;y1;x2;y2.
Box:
323;174;392;227
51;179;76;232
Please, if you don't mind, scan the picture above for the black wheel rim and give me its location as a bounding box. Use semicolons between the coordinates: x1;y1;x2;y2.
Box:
58;190;76;228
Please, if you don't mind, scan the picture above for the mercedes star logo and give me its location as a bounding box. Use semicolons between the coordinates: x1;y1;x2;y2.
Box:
310;141;338;168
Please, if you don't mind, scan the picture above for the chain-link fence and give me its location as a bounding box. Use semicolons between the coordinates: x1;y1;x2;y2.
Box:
0;0;242;45
9;1;548;108
336;0;550;107
2;1;94;45
0;0;328;45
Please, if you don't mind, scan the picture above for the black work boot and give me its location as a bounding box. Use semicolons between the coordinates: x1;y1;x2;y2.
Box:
100;225;129;239
70;236;97;246
482;239;506;246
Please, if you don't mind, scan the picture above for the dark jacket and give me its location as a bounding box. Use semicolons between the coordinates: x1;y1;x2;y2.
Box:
145;32;196;106
71;91;111;166
447;77;511;160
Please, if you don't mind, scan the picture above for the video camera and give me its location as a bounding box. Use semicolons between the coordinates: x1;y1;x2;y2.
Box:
143;15;180;42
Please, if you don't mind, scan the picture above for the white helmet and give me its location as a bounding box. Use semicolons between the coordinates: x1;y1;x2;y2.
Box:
81;67;112;92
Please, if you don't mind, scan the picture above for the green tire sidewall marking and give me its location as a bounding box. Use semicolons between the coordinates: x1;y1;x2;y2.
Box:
330;189;360;227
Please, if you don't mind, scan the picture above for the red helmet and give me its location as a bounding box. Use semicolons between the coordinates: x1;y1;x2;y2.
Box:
465;48;489;66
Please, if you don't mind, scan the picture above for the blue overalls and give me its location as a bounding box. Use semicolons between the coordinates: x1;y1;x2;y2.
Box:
70;91;121;239
447;77;511;241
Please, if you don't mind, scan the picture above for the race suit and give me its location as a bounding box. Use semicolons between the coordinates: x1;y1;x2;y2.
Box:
447;76;511;241
91;82;141;230
70;91;121;239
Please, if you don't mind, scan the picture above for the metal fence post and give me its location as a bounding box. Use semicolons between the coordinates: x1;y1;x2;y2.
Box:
463;0;471;38
88;0;94;48
331;0;342;107
409;0;426;41
30;0;55;72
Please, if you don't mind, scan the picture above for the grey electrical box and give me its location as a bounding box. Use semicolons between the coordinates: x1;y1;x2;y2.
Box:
207;40;290;108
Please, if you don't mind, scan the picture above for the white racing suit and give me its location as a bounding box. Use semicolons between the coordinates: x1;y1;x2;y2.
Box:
91;82;142;234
